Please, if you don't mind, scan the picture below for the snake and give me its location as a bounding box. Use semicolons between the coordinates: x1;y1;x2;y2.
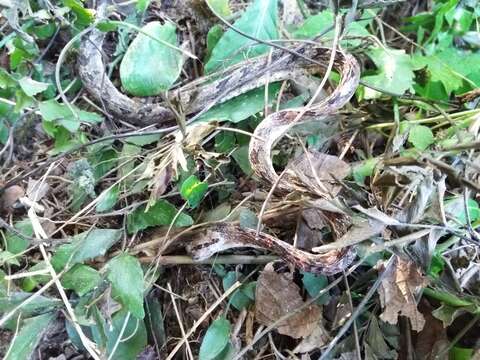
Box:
78;1;365;274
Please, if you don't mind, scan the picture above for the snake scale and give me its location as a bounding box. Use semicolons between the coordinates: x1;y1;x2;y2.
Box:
79;1;364;274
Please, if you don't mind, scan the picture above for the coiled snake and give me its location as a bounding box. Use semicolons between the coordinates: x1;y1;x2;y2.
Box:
79;2;362;274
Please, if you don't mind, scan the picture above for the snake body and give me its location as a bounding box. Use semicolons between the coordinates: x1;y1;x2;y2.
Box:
79;3;361;274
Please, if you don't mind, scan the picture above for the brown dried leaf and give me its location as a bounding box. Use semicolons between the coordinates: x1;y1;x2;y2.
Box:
1;185;24;211
287;151;351;195
151;163;172;199
255;264;322;339
293;321;329;353
378;256;428;331
26;178;49;202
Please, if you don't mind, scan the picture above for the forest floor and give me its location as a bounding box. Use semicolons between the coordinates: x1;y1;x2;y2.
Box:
1;0;480;359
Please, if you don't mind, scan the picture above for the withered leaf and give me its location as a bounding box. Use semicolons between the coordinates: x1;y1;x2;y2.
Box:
151;163;172;199
378;256;428;332
293;321;329;353
286;151;351;195
255;263;322;339
1;185;24;211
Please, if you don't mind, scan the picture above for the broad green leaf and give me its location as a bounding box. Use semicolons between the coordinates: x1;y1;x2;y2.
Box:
125;133;161;146
51;228;122;270
127;199;193;233
362;48;415;98
4;312;56;360
120;22;183;96
18;77;49;96
199;316;231;360
352;158;379;185
207;0;231;17
206;25;224;61
96;185;119;213
239;208;258;230
198;84;281;123
301;272;331;305
450;347;474;360
144;294;166;348
222;272;255;310
205;0;278;73
0;251;20;266
0;293;61;330
136;0;151;12
232;145;252;175
106;310;147;359
5;219;33;254
444;197;480;225
61;264;101;296
107;254;145;318
39;99;103;133
63;0;95;27
293;10;370;48
408;125;434;150
180;175;208;208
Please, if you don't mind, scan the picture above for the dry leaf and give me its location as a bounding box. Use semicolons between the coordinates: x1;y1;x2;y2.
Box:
255;263;322;339
151;163;172;199
413;300;448;360
378;256;428;331
26;178;49;202
293;320;329;353
1;185;24;210
286;151;351;195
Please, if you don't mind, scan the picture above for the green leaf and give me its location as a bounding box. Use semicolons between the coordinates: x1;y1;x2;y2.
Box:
127;199;194;233
144;294;166;348
18;77;49;96
199;316;231;360
207;0;231;17
293;10;370;48
180;175;208;208
51;228;122;270
450;346;474;360
4;312;56;360
106;310;147;359
444;197;480;225
222;272;255;310
362;48;415;98
412;48;480;95
125;133;161;146
136;0;151;13
239;208;258;230
198;83;281;123
39;99;103;133
206;25;224;61
107;254;145;319
205;0;278;73
0;251;20;266
96;185;119;213
301;272;331;305
61;264;101;296
63;0;95;27
408;125;434;150
232;145;252;175
352;158;379;185
120;22;183;96
5;219;33;254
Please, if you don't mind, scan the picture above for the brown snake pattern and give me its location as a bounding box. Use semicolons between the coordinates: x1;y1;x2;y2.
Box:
79;2;361;274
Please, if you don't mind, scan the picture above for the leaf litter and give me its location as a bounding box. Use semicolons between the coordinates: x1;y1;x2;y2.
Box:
0;0;480;359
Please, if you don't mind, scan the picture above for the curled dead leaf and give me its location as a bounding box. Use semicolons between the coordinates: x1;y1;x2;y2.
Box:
378;256;428;332
255;263;322;339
